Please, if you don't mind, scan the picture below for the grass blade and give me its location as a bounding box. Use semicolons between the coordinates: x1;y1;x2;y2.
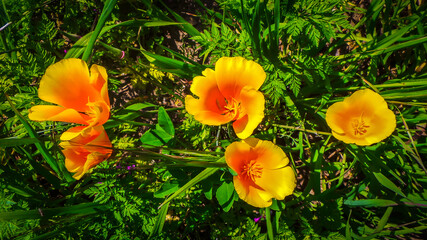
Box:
372;172;406;198
6;96;60;176
344;199;398;208
0;202;109;221
374;207;393;233
66;20;180;59
148;202;170;239
0;137;40;147
159;166;220;208
158;0;200;37
81;0;118;62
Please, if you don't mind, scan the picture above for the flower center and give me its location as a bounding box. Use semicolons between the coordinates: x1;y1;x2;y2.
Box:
221;98;241;120
85;101;110;126
351;116;369;136
242;160;263;182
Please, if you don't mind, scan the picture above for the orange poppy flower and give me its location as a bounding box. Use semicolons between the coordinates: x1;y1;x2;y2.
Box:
326;89;396;146
225;138;296;208
185;57;266;139
60;125;112;180
28;58;110;127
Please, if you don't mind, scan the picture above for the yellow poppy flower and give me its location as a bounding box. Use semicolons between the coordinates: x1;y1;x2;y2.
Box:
225;138;296;208
28;58;110;127
60;126;112;180
326;89;396;146
185;57;266;139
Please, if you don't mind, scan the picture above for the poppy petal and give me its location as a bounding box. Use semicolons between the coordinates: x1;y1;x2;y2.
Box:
90;64;110;107
61;125;112;180
233;175;274;208
256;166;296;200
215;57;266;98
185;95;232;125
249;138;289;169
233;87;265;139
60;126;88;141
185;68;234;125
38;58;98;112
225;140;254;174
325;101;348;135
364;108;396;145
28;105;89;125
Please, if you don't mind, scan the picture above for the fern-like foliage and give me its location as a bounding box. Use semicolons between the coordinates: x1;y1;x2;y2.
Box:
191;22;253;64
283;0;353;50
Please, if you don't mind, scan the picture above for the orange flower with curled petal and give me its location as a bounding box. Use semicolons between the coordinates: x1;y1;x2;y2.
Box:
185;57;266;139
28;58;110;127
225;138;296;208
60;125;112;180
326;89;396;146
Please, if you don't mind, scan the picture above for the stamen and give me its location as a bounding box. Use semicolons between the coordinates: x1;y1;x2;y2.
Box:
221;98;241;120
352;115;369;136
242;160;263;182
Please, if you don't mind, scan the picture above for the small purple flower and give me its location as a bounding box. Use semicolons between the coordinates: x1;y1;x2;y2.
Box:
126;165;136;171
254;214;265;223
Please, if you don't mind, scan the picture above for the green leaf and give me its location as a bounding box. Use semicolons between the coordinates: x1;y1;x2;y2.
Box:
5;96;67;180
158;107;174;136
372;172;406;198
344;199;397;208
140;107;175;146
374;207;393;233
149;202;170;239
65;20;181;59
159;167;220;208
202;180;213;200
0;137;40;147
154;182;180;198
139;48;200;77
140;126;173;147
82;0;118;61
158;0;201;37
216;181;235;208
370;17;420;51
104;102;155;129
0;202;109;221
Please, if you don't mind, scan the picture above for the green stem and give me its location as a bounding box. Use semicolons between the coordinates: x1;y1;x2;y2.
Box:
273;124;332;136
265;207;274;240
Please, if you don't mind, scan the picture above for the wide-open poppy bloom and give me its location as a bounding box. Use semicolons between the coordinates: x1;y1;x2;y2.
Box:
28;58;110;128
225;138;296;208
60;126;112;180
185;57;266;139
325;89;396;146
